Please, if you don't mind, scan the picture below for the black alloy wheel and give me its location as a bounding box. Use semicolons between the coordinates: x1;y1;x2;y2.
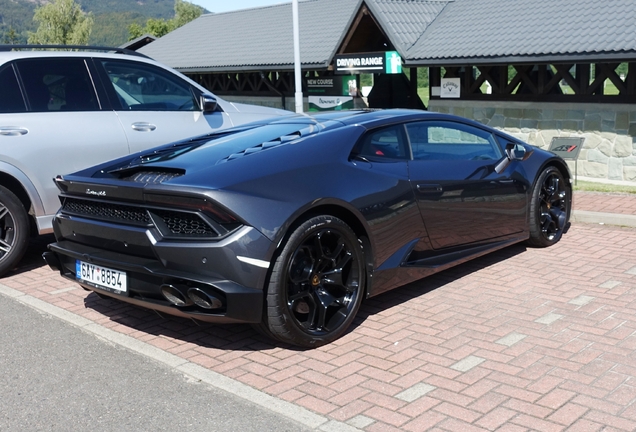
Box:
0;186;30;276
261;215;365;347
527;166;570;247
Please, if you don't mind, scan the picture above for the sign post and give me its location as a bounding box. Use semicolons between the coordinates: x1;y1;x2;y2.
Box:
549;137;585;185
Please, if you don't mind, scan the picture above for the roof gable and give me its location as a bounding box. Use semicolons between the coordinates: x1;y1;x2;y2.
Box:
365;0;451;54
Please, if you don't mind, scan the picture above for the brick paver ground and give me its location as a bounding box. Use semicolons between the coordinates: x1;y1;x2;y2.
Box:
4;215;636;430
574;191;636;216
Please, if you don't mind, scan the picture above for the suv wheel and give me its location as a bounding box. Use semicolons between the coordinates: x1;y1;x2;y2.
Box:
0;186;30;276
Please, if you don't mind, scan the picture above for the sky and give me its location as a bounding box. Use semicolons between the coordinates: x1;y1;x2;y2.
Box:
188;0;288;14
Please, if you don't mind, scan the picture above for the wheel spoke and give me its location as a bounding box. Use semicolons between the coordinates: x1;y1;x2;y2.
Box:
289;286;311;302
313;290;348;332
314;298;328;330
288;246;315;284
0;203;15;257
320;251;352;288
0;238;11;254
324;237;345;261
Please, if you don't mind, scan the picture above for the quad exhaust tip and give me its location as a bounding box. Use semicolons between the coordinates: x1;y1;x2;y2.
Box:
187;288;223;310
161;284;223;310
160;284;191;307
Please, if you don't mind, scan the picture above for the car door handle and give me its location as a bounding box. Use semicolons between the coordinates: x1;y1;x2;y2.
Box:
131;122;157;132
0;127;28;136
416;184;443;193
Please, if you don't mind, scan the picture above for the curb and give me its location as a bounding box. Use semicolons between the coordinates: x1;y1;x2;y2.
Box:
571;210;636;228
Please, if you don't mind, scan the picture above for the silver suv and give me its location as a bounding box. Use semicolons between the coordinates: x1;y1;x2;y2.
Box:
0;45;287;275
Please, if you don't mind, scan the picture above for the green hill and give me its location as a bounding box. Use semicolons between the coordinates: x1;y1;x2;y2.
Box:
0;0;198;46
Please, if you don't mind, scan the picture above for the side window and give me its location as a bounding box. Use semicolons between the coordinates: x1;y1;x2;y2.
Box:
406;121;502;161
353;125;408;160
99;60;197;111
16;58;99;112
0;65;26;113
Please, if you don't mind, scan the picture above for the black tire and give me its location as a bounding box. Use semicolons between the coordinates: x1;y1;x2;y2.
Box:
260;215;365;348
0;186;30;276
527;166;570;247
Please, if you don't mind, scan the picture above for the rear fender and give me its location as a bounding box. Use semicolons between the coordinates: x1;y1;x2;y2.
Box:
0;161;45;223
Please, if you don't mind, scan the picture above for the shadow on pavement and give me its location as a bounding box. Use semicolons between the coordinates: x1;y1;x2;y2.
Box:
6;234;56;276
81;242;528;352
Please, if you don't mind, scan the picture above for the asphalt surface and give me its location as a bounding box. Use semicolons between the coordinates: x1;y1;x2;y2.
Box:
0;295;314;432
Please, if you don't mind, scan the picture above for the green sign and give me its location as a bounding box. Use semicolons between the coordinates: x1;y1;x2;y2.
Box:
306;75;359;110
306;75;357;96
308;96;354;111
385;51;402;74
334;51;403;75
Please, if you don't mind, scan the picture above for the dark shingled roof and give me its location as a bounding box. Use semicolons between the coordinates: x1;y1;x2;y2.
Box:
139;0;362;72
139;0;636;71
407;0;636;64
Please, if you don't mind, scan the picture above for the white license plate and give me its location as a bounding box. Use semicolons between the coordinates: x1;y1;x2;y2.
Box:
76;260;127;294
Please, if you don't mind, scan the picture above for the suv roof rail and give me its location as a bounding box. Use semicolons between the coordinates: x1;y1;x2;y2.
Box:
0;44;150;58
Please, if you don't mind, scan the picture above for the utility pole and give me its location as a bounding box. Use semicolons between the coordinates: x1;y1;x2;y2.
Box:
292;0;303;113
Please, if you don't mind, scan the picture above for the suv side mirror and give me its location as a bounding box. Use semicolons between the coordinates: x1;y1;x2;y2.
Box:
200;94;217;113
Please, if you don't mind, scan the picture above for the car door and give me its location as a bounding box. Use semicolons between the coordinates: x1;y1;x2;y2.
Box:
406;120;527;250
0;58;129;221
350;124;430;272
95;59;231;154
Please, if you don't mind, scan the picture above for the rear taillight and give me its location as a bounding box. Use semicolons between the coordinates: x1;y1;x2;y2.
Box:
143;193;237;224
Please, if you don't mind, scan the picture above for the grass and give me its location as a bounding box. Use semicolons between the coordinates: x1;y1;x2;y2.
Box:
573;180;636;194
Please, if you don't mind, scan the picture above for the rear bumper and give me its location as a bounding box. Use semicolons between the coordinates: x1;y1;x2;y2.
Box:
44;240;265;324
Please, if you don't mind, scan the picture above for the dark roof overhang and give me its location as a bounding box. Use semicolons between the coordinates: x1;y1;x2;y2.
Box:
176;63;331;74
405;51;636;67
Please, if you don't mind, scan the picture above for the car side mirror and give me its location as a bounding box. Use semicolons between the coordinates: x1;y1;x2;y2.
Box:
509;143;526;161
200;94;217;113
494;143;525;174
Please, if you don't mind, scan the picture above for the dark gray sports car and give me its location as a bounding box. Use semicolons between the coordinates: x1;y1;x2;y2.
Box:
44;109;571;347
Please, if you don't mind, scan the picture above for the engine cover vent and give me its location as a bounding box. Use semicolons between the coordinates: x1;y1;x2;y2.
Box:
121;170;183;184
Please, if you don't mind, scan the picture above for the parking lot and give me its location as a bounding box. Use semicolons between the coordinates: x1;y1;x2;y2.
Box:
2;192;636;431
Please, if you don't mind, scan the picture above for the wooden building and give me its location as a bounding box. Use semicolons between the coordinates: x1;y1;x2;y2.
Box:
139;0;636;182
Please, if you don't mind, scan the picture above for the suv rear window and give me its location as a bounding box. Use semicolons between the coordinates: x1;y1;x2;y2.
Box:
0;65;26;113
16;58;99;112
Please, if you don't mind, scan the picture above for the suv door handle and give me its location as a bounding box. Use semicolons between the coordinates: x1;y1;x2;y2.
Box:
131;122;157;132
0;127;28;136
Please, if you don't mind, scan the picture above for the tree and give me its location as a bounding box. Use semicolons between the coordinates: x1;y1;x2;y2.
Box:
173;0;203;28
129;0;202;40
28;0;93;45
3;28;21;45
